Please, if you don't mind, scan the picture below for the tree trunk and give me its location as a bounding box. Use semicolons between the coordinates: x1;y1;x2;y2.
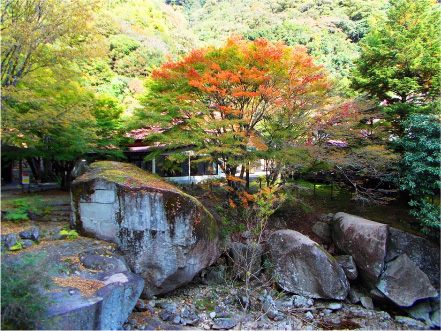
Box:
53;159;75;191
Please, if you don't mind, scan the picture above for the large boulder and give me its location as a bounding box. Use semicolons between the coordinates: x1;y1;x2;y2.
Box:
376;254;438;307
42;271;144;330
2;237;143;331
332;212;388;286
266;230;349;300
71;161;221;297
387;227;440;290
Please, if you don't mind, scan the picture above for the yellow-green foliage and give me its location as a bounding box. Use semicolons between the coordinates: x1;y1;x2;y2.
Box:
76;161;180;192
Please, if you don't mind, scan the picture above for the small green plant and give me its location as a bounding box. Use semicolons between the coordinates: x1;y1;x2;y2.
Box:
8;242;23;251
1;254;56;329
215;205;224;212
3;196;43;223
59;229;79;240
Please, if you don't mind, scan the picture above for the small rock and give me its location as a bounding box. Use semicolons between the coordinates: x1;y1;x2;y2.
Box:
146;304;155;314
305;312;314;320
5;234;20;250
395;316;428;329
242;231;252;239
19;227;41;241
319;301;342;310
335;255;358;280
206;265;226;284
292;295;314;308
22;239;34;248
135;300;147;312
209;312;216;319
172;315;181;325
360;297;374;310
263;296;278;320
312;221;332;243
430;309;440;328
212;318;236;330
159;311;172;321
405;299;432;323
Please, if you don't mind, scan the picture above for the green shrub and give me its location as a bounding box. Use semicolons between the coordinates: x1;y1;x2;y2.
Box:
3;196;43;223
1;254;55;329
59;229;79;240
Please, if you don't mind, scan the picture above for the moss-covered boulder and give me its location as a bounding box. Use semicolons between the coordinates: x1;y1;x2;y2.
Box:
71;161;221;297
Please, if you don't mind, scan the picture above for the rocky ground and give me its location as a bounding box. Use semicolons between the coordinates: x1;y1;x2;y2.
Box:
1;188;438;330
124;276;431;330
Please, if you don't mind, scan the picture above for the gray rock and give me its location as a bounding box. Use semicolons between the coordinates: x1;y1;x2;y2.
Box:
159;311;173;321
292;295;314;308
431;309;440;328
387;227;440;289
312;221;332;243
360;296;374;310
230;242;263;280
135;299;148;312
267;230;349;300
376;254;438;307
205;265;226;284
335;255;358;280
172;315;181;325
305;311;314;320
71;161;221;298
332;212;388;286
404;299;432;323
263;295;279;320
22;239;34;248
212;318;236;330
5;234;20;250
39;271;144;330
80;252;129;273
394;316;428;329
19;227;41;241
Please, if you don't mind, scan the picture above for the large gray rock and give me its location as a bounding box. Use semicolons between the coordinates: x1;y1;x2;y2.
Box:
332;212;388;286
376;254;438;307
266;230;349;300
41;271;144;330
71;161;221;297
387;227;440;289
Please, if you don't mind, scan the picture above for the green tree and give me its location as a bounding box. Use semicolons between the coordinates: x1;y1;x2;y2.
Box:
1;0;97;87
351;0;440;135
137;36;330;193
397;112;440;234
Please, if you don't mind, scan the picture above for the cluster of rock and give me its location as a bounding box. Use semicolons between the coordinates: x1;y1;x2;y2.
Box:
223;212;439;328
66;161;439;329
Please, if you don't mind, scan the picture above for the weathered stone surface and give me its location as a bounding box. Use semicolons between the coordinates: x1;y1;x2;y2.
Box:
267;230;349;300
332;212;388;286
71;161;221;297
79;249;129;273
404;299;432;323
19;227;41;241
5;233;20;250
230;242;263;280
360;297;374;310
387;227;440;289
41;271;144;330
212;318;236;330
335;255;358;280
312;221;332;243
376;254;438;307
262;295;279;320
